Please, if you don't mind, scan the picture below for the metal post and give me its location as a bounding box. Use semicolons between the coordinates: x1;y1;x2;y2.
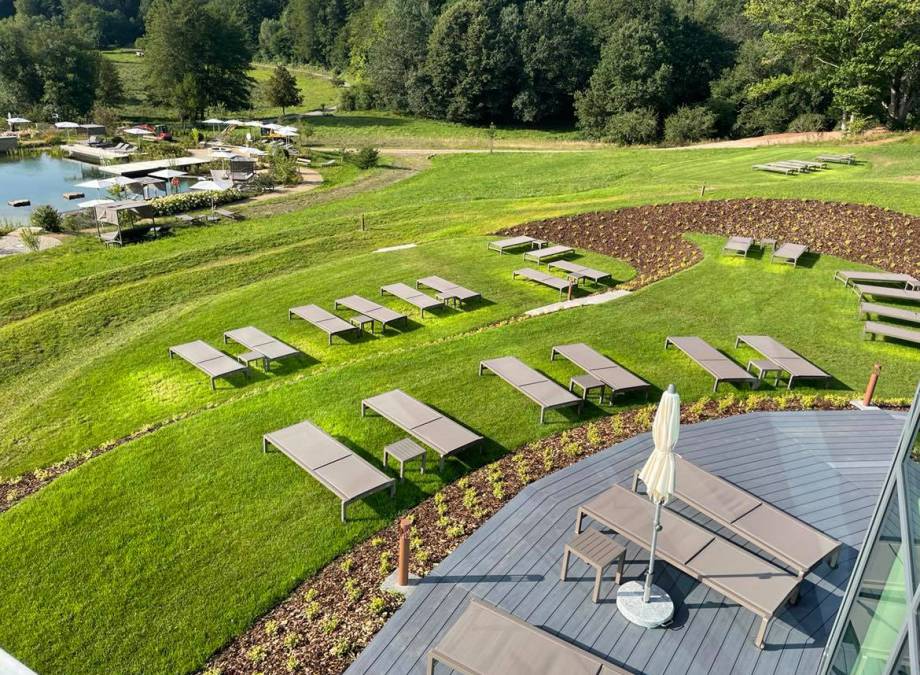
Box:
644;500;663;603
863;363;881;406
397;517;410;587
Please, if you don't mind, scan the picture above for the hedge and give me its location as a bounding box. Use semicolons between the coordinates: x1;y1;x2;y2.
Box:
149;189;244;217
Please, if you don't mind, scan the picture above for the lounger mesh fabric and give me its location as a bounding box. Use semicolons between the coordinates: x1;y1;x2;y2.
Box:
479;356;580;423
416;276;480;304
835;270;919;289
523;244;573;264
488;235;541;253
665;336;757;392
263;420;394;522
854;284;920;303
547;260;611;284
735;335;830;388
224;326;299;364
860;303;920;325
723;236;753;256
551;343;649;396
289;304;356;344
335;294;407;329
659;456;841;577
864;321;920;345
771;243;808;266
168;340;247;389
361;389;481;468
380;283;442;315
428;597;627;675
577;485;800;649
513;267;570;295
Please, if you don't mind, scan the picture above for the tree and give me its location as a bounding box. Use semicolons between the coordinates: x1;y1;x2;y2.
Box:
365;0;433;112
747;0;920;128
284;0;347;66
143;0;253;120
263;64;302;116
95;54;123;107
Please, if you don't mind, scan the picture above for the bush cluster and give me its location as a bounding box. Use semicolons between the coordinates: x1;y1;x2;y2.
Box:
30;205;63;232
343;147;380;170
663;106;718;145
149;189;243;216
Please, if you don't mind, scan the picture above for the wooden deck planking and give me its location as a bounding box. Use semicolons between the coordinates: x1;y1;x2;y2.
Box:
347;411;905;675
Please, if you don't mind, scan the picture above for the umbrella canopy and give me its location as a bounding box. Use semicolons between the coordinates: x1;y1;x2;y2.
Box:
262;123;282;130
240;147;266;157
224;119;245;126
276;128;299;137
149;169;188;179
55;121;80;129
6;116;30;124
78;198;115;209
638;385;680;504
243;120;263;128
123;127;150;136
190;179;233;192
210;150;238;159
108;176;139;187
202;118;225;125
76;176;138;190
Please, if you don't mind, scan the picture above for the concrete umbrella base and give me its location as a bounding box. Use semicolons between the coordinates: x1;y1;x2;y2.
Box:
616;580;674;628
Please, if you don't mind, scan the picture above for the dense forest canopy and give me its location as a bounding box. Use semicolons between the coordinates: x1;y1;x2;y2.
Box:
0;0;917;141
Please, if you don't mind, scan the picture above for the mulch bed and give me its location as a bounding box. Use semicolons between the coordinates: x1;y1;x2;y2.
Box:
499;199;920;289
202;392;909;675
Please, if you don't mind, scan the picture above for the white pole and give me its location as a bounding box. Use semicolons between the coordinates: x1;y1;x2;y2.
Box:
644;500;663;603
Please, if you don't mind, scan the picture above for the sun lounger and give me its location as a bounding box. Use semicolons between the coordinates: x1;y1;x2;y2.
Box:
835;270;919;290
288;304;358;344
361;389;482;470
633;457;841;579
488;235;545;254
783;160;826;170
550;343;650;401
176;214;202;224
665;336;758;392
864;321;920;346
512;268;571;297
817;153;855;165
770;242;809;267
547;260;612;285
753;164;796;175
223;326;300;370
416;276;481;306
734;335;831;389
722;236;754;257
854;284;920;304
859;302;920;325
523;244;574;265
168;340;249;390
263;420;395;522
576;485;801;649
215;208;244;220
380;283;443;317
334;295;407;332
428;597;628;675
479;356;581;423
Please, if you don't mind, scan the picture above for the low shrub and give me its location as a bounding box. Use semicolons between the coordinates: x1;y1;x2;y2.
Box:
30;205;62;232
344;146;379;170
266;148;301;186
786;112;828;133
19;228;41;251
150;189;243;217
603;108;659;145
663;106;717;145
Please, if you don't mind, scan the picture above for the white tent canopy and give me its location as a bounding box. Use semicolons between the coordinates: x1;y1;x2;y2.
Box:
6;115;30;124
224;119;245;126
123;127;150;136
189;179;233;192
77;176;138;190
202;118;225;125
244;120;263;128
78;198;115;209
55;121;80;129
149;169;188;179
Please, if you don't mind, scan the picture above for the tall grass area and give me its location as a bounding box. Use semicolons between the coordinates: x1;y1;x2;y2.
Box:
0;136;917;674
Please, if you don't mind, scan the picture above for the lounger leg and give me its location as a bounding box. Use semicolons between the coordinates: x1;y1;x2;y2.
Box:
262;438;268;453
575;508;585;534
828;549;840;569
341;501;346;523
382;449;389;469
755;617;769;649
560;548;571;581
592;565;603;603
540;407;545;424
439;456;444;472
631;469;640;493
328;334;332;346
399;459;404;480
210;377;216;391
427;654;435;675
615;550;625;584
421;453;426;474
361;402;366;417
712;379;718;393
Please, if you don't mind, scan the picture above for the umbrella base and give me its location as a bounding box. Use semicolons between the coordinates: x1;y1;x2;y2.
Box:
616;580;674;628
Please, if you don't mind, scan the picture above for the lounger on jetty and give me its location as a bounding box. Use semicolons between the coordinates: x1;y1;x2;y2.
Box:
380;283;443;317
665;336;758;392
263;420;395;522
289;304;358;344
168;340;249;390
479;356;581;423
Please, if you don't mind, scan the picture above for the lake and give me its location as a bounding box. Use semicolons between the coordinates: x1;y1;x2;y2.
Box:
0;153;110;223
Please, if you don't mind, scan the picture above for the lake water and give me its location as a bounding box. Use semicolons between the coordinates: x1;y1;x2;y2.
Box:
0;153;109;223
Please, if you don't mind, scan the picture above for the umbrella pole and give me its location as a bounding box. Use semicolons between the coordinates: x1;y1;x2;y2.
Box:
644;500;663;603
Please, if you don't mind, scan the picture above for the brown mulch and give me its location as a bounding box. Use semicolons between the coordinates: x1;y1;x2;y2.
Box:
499;199;919;290
202;392;910;675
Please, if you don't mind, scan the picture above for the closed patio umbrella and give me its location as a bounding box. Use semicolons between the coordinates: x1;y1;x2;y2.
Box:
617;383;680;628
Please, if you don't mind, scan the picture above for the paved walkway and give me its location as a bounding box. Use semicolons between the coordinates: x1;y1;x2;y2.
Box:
0;228;63;256
526;289;630;316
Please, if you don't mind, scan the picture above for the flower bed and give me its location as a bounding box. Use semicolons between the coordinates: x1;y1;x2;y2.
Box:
202;392;910;675
150;189;245;217
499;199;919;290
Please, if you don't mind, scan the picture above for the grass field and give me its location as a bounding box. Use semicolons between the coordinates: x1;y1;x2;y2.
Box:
0;135;918;674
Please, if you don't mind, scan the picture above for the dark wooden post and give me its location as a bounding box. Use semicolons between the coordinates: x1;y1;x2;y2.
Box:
863;363;881;406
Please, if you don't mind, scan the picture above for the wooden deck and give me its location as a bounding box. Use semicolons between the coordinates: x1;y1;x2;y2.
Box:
347;410;905;675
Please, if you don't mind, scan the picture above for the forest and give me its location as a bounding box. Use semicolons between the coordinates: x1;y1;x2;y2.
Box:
0;0;917;142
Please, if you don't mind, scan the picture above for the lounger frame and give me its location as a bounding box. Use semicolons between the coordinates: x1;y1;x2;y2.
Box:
380;283;443;317
854;284;920;304
864;320;920;346
289;304;358;344
734;334;831;389
547;260;612;285
488;236;545;254
770;242;809;267
550;343;650;401
522;244;574;265
334;295;408;332
665;336;758;392
479;356;582;423
722;236;754;257
168;340;249;390
834;270;919;290
416;276;481;307
512;267;570;298
223;326;300;370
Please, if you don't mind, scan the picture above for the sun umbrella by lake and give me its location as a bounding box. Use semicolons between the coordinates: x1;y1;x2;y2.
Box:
190;179;232;192
6;115;30;130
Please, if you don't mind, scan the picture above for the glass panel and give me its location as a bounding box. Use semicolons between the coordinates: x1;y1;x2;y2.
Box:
890;635;910;675
829;490;910;675
905;419;920;591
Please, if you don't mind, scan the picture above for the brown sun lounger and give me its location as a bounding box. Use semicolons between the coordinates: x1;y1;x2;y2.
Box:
817;153;855;164
223;326;300;370
263;420;395;522
513;268;571;297
288;304;358;345
479;356;581;423
523;244;574;265
416;276;481;307
334;294;408;332
488;235;545;254
361;389;482;470
633;457;841;579
380;283;443;317
854;284;920;304
576;485;801;649
753;163;796;175
168;340;249;390
665;336;759;392
428;597;628;675
722;236;754;257
547;260;612;285
550;343;650;401
859;302;920;325
214;208;244;220
734;335;831;389
835;270;919;290
864;321;920;346
770;242;809;267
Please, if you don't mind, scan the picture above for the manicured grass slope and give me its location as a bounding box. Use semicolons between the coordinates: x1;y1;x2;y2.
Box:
0;236;918;674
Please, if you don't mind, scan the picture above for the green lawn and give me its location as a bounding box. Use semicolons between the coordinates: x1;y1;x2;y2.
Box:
0;135;918;674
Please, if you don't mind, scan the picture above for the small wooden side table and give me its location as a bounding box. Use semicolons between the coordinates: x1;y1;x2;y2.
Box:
383;438;426;480
570;373;606;404
561;528;626;603
747;358;782;386
349;313;375;334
